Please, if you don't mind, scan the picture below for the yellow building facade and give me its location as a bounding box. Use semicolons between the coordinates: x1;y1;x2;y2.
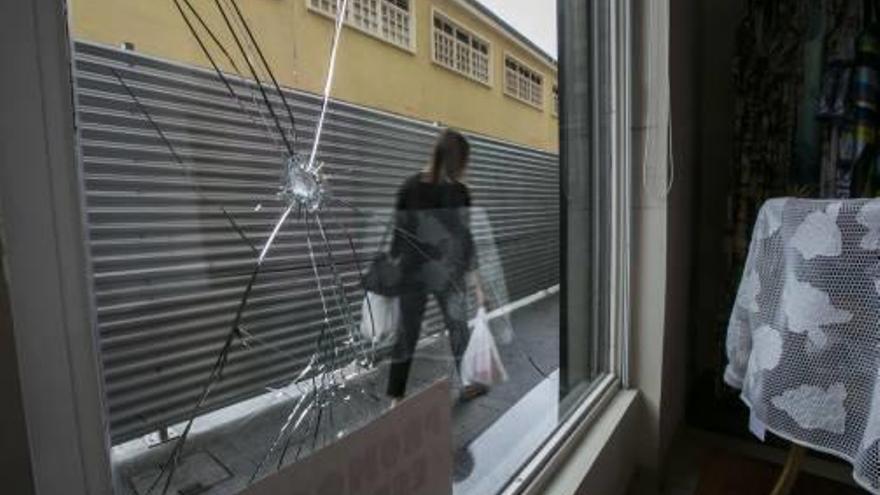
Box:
70;0;559;152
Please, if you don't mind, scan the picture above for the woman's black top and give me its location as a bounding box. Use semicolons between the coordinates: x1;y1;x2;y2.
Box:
390;173;477;287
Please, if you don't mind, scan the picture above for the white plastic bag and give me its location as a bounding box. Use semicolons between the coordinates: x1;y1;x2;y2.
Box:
359;292;399;342
492;316;514;345
460;307;509;386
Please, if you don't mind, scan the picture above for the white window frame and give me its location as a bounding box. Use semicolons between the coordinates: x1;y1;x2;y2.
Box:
4;0;631;493
503;52;545;110
503;0;632;491
307;0;417;53
1;1;112;493
552;82;559;117
430;7;493;87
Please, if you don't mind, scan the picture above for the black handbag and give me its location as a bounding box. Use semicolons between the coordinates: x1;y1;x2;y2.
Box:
362;220;405;296
362;252;404;296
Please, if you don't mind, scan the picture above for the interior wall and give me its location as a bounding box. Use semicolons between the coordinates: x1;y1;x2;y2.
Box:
660;0;698;461
633;0;701;469
630;0;670;471
688;0;745;428
0;208;35;494
630;0;700;474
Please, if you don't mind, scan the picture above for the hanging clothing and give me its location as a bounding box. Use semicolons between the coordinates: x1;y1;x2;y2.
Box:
792;0;827;187
726;0;809;278
848;25;880;195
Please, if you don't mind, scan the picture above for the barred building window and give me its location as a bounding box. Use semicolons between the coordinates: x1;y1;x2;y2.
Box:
552;83;559;116
310;0;412;50
432;12;491;85
504;55;544;109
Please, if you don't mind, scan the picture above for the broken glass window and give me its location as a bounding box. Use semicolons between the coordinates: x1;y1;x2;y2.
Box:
69;0;561;493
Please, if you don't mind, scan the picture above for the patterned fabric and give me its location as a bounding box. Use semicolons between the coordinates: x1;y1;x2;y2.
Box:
816;1;880;198
850;27;880;196
818;1;861;197
792;0;827;187
726;198;880;492
727;0;808;274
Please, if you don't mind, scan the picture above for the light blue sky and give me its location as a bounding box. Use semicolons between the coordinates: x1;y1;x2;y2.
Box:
476;0;558;59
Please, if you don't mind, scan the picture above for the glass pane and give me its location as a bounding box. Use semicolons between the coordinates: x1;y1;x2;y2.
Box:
65;0;609;493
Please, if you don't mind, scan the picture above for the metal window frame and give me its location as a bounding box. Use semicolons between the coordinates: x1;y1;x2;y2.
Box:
1;0;629;493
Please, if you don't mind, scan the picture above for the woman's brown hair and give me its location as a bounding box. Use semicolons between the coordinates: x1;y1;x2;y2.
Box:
429;129;470;184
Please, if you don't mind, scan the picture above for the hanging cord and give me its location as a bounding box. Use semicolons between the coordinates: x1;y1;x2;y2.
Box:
641;0;675;199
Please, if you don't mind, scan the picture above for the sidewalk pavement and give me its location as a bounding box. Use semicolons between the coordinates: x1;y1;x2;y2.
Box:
116;293;560;495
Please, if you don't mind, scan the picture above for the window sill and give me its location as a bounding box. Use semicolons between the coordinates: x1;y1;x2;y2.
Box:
507;386;640;495
430;59;494;88
503;91;545;112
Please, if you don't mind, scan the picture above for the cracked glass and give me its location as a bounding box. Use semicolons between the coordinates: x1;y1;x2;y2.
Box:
64;0;597;493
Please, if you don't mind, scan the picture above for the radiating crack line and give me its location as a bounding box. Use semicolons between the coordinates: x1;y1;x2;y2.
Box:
314;212;371;364
322;208;379;358
172;0;285;155
211;0;294;155
224;0;300;147
248;391;313;483
308;0;349;173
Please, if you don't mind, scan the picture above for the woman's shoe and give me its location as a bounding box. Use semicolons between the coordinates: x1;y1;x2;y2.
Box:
460;383;489;402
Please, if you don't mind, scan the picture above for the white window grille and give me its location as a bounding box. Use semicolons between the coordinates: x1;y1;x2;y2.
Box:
351;0;379;34
504;55;544;108
309;0;412;50
432;12;491;85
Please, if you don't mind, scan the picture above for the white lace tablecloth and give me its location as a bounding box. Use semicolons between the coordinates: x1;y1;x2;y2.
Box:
726;198;880;492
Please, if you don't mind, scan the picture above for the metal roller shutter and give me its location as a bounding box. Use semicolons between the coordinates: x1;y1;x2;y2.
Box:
72;41;559;443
